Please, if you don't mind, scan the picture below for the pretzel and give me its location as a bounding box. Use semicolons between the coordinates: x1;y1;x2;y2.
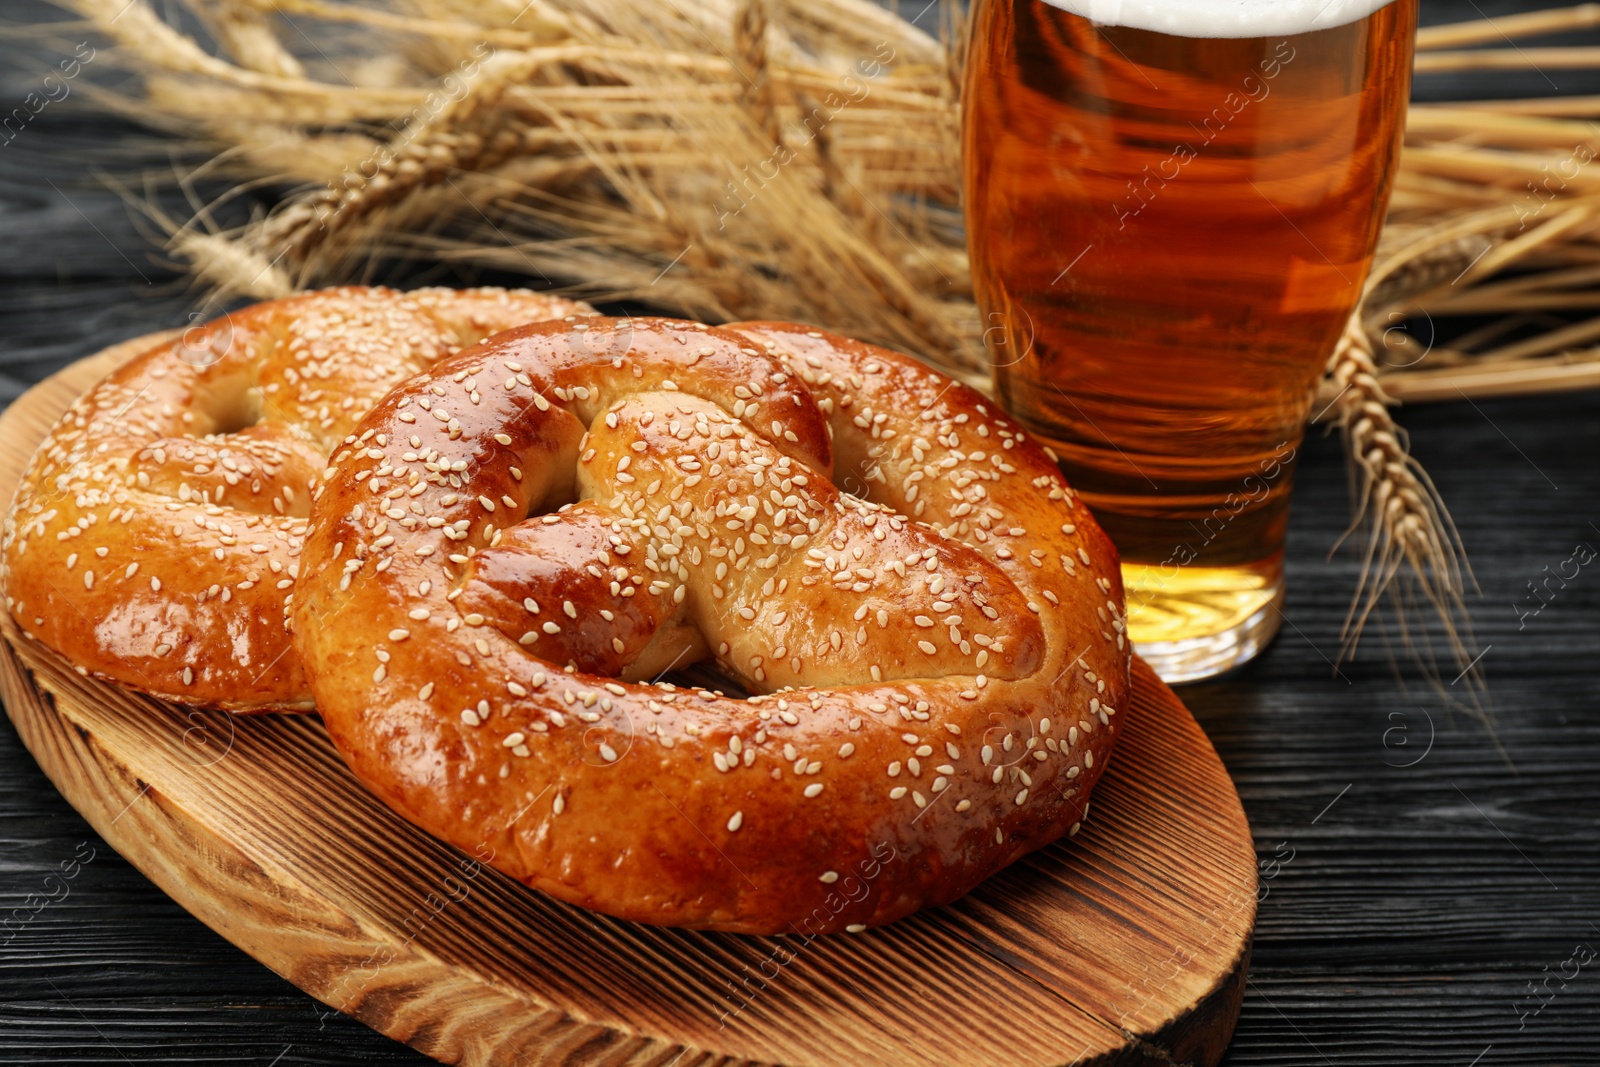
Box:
291;316;1129;932
2;287;592;711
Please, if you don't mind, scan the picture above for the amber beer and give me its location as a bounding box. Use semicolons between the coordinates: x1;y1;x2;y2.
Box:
964;0;1417;680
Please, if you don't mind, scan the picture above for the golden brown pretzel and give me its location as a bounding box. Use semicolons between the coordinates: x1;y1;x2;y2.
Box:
291;316;1129;933
2;286;591;711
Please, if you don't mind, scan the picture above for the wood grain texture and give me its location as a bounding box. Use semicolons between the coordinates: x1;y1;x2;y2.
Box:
0;343;1255;1065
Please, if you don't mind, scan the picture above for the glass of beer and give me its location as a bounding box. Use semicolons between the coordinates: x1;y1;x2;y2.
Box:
963;0;1417;681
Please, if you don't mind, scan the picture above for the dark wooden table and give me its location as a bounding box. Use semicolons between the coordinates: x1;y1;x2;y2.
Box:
2;1;1597;1063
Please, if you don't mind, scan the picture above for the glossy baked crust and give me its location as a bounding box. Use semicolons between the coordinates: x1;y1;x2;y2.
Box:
292;316;1130;933
2;286;592;711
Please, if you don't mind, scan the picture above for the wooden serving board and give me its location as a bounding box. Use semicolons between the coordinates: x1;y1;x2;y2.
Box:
0;339;1257;1067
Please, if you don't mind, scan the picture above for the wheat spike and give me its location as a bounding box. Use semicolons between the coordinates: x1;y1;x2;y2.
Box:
733;0;780;146
252;48;555;287
191;2;304;77
1327;314;1481;695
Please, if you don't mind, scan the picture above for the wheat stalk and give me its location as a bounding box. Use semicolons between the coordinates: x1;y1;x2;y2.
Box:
733;0;780;145
249;46;556;292
1325;315;1482;692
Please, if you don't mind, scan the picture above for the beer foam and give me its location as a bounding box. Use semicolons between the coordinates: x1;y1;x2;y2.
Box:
1039;0;1398;38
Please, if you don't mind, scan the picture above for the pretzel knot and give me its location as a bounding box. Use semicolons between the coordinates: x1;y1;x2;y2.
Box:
292;317;1129;933
2;287;590;711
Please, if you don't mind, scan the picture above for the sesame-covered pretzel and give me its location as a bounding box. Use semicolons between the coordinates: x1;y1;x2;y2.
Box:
2;286;592;711
291;316;1129;933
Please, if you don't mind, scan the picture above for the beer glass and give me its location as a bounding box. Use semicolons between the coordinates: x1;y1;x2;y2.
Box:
963;0;1417;681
